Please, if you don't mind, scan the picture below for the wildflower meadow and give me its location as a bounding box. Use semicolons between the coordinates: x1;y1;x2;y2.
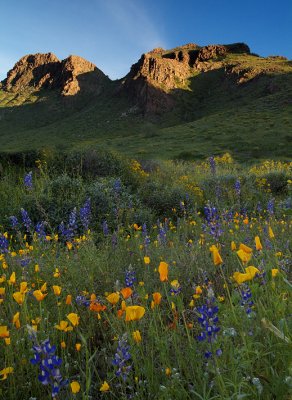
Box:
0;150;291;399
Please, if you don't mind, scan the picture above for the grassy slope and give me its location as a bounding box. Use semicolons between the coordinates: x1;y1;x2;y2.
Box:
0;54;291;161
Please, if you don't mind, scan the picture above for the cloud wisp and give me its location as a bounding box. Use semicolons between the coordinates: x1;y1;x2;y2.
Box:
101;0;166;51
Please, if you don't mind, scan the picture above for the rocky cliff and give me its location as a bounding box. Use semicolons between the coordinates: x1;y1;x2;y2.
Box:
1;53;109;96
121;43;251;113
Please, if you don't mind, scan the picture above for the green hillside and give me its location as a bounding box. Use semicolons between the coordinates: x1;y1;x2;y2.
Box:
0;51;291;162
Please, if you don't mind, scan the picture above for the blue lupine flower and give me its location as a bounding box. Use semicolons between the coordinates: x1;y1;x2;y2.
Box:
267;198;275;216
125;268;136;288
80;198;91;231
35;221;46;239
235;179;241;196
112;334;132;381
257;202;262;213
20;258;31;268
68;208;77;231
144;235;151;247
113;178;122;194
59;208;78;241
195;291;222;359
0;235;9;254
24;171;33;189
142;223;147;237
29;337;68;398
75;295;90;307
21;208;32;230
239;284;254;316
158;225;167;245
9;216;19;229
203;203;223;239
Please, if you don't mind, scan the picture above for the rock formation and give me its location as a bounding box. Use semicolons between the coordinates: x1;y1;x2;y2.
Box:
1;53;109;96
121;42;250;113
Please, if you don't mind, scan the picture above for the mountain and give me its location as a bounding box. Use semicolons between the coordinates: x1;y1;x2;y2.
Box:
0;42;291;161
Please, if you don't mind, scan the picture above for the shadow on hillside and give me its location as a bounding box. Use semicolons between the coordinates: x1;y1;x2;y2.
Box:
0;70;119;134
0;66;292;157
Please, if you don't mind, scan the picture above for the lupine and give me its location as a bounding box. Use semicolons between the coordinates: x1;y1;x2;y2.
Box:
59;208;78;241
68;208;77;232
24;171;33;190
29;334;68;398
112;334;132;381
239;284;254;316
35;221;46;239
158;225;167;245
9;215;19;229
21;208;32;230
195;289;222;359
203;203;222;239
267;198;275;216
235;179;241;197
0;235;9;253
125;268;136;288
80;198;91;231
113;178;122;194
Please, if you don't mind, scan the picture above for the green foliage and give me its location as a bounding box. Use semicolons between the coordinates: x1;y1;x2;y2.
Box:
0;153;291;399
0;55;291;162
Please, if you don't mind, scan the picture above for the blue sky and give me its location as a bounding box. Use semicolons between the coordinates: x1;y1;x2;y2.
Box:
0;0;291;80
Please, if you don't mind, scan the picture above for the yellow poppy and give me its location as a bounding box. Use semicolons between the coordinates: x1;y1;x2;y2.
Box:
231;241;237;251
152;292;162;305
269;226;275;239
0;367;13;380
239;243;253;253
70;381;80;393
106;292;120;305
255;236;263;251
8;272;16;285
52;286;62;296
0;326;9;338
125;306;145;322
272;269;279;277
67;313;80;326
144;256;150;265
100;381;110;392
12;312;20;329
158;261;168;281
245;266;260;279
65;295;72;305
120;287;133;299
20;282;28;293
237;249;252;264
55;321;73;332
33;290;47;302
13;291;25;305
132;330;142;343
210;245;223;266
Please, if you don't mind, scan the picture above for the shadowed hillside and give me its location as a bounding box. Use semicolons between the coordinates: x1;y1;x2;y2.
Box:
0;43;291;161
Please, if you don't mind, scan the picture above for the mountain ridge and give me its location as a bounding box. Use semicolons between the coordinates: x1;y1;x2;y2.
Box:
0;42;291;161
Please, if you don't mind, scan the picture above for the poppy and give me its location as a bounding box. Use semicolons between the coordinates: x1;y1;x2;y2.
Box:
158;261;169;281
125;306;145;322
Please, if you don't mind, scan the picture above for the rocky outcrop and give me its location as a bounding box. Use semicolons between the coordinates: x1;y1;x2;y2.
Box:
60;55;107;96
1;53;109;96
122;42;251;114
2;53;60;92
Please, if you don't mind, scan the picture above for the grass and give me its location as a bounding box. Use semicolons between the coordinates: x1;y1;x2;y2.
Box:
0;153;291;399
0;54;291;162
